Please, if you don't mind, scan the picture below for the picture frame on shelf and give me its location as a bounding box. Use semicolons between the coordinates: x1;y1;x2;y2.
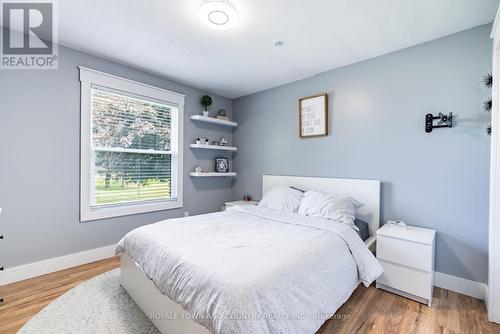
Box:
215;157;229;173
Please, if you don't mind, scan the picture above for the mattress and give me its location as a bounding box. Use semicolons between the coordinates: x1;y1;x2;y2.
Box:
117;205;382;334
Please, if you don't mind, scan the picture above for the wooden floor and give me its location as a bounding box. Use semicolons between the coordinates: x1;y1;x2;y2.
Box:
0;257;120;334
0;257;498;334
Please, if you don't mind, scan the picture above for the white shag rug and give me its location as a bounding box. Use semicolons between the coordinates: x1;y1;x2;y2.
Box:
19;269;161;334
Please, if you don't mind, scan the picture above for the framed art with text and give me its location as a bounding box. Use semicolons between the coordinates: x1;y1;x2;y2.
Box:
299;93;328;138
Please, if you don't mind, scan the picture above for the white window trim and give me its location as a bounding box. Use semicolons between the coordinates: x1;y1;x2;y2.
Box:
79;66;184;222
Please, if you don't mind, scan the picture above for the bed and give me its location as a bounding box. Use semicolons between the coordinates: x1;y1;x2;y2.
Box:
118;175;382;334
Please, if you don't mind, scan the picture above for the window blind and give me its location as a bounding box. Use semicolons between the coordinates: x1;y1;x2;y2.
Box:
90;86;177;207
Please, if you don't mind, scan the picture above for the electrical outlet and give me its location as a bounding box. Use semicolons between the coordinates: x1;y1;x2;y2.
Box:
184;211;189;217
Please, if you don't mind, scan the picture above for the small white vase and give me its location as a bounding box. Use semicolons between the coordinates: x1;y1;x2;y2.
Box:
202;111;209;117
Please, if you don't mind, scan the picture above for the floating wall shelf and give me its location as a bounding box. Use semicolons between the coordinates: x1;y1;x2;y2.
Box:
190;172;237;177
190;143;237;151
190;115;237;127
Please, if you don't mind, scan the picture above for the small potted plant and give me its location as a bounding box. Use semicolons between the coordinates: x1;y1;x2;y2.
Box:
200;95;213;117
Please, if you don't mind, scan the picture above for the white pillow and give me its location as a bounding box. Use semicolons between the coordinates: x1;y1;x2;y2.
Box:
298;190;363;229
258;186;304;213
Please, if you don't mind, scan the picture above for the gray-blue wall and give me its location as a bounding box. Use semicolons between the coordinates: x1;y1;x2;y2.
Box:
0;37;234;268
0;25;493;283
232;25;492;283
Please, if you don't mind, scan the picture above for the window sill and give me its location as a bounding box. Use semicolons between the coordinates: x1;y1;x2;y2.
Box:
80;199;183;222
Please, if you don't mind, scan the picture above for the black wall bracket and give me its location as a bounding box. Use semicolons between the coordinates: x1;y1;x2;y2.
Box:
426;112;453;133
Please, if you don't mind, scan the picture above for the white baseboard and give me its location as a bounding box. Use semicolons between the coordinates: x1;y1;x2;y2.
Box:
0;245;116;286
434;271;487;300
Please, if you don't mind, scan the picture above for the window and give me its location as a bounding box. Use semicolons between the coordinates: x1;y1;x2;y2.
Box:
80;67;184;221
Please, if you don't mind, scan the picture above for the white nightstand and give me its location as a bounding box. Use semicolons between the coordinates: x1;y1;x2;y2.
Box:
224;200;258;209
376;223;436;306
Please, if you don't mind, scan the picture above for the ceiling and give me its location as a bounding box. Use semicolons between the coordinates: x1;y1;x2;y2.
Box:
58;0;499;98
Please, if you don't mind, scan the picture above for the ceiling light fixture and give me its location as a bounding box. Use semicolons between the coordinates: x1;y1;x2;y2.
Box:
198;0;238;30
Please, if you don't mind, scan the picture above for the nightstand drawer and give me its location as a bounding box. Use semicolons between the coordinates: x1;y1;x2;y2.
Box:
377;260;432;299
377;235;432;271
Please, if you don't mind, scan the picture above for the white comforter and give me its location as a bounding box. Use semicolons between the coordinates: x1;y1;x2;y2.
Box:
116;205;383;334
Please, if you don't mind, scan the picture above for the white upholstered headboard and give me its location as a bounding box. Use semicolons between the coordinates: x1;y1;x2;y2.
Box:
262;175;381;236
